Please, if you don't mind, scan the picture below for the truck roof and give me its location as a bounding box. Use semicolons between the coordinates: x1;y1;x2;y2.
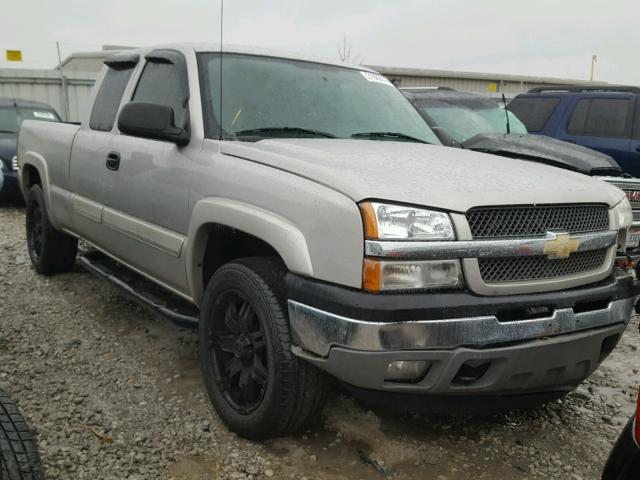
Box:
108;43;376;74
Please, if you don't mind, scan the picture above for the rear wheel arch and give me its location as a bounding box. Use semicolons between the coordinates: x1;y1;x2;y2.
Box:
22;163;42;189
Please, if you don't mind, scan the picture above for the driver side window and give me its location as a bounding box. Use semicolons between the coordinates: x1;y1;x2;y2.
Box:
132;58;188;128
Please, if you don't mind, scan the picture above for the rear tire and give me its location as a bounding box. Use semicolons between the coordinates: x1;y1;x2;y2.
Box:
0;390;44;480
25;184;77;275
199;257;327;439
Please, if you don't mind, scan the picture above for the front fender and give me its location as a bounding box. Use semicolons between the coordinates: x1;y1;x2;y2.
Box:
186;197;313;304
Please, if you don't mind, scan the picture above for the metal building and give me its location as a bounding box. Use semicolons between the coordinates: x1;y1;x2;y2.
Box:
370;65;607;98
0;68;96;121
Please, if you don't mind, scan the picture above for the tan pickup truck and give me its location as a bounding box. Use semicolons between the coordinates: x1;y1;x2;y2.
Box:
17;44;636;439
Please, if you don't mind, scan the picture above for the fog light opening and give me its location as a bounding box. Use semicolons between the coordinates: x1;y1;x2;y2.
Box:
384;360;431;383
452;360;492;387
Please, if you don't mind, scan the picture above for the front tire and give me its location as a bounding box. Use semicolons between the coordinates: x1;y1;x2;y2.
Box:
25;184;78;275
199;257;327;439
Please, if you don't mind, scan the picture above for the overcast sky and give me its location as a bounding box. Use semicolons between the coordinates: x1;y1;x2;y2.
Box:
1;0;639;84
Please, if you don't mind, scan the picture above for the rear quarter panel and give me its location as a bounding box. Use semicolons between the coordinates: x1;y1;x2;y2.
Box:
18;120;80;229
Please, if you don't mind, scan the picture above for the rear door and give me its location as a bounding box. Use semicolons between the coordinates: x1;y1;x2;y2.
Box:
102;49;192;293
558;96;634;174
68;54;138;246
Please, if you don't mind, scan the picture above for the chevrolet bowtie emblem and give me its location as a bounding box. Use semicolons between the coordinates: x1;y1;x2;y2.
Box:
543;232;580;259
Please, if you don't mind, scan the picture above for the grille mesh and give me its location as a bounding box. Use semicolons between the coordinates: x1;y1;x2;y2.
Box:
467;205;609;239
478;249;608;283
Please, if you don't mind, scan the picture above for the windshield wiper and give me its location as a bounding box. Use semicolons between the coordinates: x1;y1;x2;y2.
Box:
235;127;336;139
0;129;16;134
351;131;430;144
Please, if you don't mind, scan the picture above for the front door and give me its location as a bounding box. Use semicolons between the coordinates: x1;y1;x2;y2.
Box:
102;49;193;294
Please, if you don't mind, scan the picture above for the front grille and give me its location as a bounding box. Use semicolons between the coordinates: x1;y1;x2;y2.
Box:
605;180;640;224
478;249;608;283
467;204;609;239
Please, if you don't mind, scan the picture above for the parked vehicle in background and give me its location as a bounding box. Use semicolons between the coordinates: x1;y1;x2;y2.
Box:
16;44;637;439
0;99;60;201
403;88;640;253
601;389;640;479
508;86;640;177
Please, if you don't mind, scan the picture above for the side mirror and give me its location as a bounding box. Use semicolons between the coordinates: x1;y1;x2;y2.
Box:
118;102;190;146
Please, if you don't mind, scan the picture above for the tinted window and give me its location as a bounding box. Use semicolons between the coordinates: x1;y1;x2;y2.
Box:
633;102;640;138
567;98;631;137
90;66;134;131
132;60;188;128
507;97;559;132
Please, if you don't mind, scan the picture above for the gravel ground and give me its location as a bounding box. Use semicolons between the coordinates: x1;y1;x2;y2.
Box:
1;203;639;480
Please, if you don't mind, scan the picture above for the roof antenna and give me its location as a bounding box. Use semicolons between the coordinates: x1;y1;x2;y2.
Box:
219;0;224;141
502;93;511;134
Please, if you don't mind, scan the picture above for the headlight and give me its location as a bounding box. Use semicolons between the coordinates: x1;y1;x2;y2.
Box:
360;202;461;292
11;156;18;171
363;258;462;291
360;201;455;240
614;197;633;230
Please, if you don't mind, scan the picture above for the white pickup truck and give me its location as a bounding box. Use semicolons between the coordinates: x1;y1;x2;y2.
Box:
17;44;637;439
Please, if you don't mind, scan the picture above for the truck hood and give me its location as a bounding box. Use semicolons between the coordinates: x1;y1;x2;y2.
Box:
461;133;622;176
221;139;625;212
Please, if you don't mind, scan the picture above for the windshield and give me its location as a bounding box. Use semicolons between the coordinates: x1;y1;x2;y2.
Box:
0;106;59;133
411;96;527;143
197;53;440;144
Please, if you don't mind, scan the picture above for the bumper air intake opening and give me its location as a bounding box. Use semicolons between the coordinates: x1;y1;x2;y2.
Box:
451;360;492;387
496;306;553;323
573;298;611;314
599;333;621;363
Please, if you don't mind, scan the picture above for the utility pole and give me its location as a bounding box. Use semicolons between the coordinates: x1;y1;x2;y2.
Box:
56;41;70;121
590;55;598;81
55;41;62;66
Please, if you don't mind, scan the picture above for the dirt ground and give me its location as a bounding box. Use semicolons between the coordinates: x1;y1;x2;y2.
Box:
1;204;639;480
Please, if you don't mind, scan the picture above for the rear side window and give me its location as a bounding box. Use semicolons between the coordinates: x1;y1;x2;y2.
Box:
507;97;559;132
90;66;135;131
567;98;632;137
631;102;640;138
132;59;188;128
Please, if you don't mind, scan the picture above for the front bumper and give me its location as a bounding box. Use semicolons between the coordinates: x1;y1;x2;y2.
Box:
288;273;637;395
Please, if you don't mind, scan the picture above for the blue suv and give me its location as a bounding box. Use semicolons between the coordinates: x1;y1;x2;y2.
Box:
508;86;640;177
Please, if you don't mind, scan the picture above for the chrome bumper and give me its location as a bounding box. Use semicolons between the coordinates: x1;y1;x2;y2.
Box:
288;296;635;357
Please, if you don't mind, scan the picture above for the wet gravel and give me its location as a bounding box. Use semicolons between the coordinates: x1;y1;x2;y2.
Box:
1;204;639;479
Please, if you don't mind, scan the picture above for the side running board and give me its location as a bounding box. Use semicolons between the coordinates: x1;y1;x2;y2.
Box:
78;250;199;329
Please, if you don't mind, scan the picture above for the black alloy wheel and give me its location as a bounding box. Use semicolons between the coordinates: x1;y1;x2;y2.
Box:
207;290;268;414
26;199;44;262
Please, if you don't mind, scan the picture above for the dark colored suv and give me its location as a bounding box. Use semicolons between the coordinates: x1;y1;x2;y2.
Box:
508;86;640;177
0;99;60;200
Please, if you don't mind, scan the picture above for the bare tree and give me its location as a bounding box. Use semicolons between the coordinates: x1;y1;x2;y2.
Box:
337;35;363;64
